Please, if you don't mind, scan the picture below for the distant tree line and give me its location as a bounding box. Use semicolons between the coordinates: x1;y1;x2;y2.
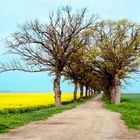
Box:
0;6;140;106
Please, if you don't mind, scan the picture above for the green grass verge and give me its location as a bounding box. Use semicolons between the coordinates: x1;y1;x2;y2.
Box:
0;95;94;133
103;94;140;130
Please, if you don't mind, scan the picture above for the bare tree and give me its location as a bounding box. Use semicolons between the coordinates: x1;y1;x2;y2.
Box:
0;6;96;106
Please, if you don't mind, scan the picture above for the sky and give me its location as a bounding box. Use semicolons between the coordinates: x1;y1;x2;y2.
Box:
0;0;140;93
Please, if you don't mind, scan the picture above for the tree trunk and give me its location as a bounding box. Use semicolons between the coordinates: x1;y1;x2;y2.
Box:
93;87;97;95
91;87;94;95
80;84;83;98
85;85;88;97
110;74;121;104
53;71;61;106
88;88;91;96
73;82;78;101
104;87;111;102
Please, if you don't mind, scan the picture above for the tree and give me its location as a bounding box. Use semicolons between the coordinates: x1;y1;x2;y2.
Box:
0;6;96;106
63;48;84;101
91;20;140;103
63;45;94;99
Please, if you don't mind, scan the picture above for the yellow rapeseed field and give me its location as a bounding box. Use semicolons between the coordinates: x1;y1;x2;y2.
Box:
0;93;79;110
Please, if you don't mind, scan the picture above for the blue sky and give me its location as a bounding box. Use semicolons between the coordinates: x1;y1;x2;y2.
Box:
0;0;140;92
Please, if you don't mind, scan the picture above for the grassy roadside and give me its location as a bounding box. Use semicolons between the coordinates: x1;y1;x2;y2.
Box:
0;95;94;133
103;94;140;130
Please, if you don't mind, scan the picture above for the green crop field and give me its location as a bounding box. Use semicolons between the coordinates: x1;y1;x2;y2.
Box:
103;93;140;130
121;94;140;104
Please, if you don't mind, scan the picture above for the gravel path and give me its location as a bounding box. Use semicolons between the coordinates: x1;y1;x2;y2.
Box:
0;95;140;140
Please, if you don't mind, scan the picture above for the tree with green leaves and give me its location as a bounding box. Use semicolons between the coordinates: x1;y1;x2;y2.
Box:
63;48;85;101
91;20;140;103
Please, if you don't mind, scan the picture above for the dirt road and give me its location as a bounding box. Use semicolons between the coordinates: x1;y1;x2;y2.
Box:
0;95;140;140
